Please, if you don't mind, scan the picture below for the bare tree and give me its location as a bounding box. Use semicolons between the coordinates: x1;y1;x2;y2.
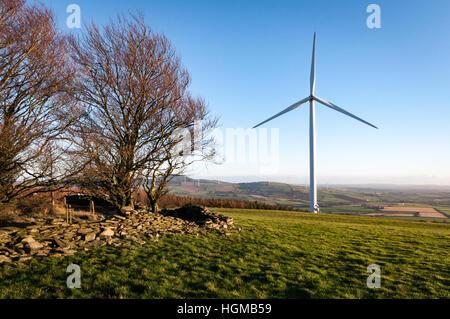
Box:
69;14;216;212
142;98;216;213
0;0;78;204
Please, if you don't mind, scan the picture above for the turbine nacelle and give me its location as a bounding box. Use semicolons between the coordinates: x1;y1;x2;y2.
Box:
253;94;378;130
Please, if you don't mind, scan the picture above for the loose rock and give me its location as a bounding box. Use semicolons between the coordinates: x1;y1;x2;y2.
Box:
99;228;114;238
84;232;96;242
0;255;11;264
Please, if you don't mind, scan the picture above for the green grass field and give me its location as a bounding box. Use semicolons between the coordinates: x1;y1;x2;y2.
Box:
0;209;449;298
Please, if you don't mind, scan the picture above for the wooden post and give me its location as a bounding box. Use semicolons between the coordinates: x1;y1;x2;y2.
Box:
90;200;95;216
51;191;55;212
65;204;73;224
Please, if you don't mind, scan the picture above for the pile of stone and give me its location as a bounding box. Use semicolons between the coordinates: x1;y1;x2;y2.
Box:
160;204;234;230
0;205;238;265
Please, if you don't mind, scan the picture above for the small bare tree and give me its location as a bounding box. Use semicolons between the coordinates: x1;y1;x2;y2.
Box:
142;98;216;213
69;14;216;212
0;0;78;204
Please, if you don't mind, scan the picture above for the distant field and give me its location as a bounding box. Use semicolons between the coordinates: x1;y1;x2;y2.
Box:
380;207;447;219
382;207;437;212
1;209;448;298
322;206;450;223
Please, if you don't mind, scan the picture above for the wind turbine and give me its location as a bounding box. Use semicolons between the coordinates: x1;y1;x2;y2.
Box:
253;33;378;213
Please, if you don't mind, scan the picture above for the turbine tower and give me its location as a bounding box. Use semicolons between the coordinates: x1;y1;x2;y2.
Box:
253;33;378;213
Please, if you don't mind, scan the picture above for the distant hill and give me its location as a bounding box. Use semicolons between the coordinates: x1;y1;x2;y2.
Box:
168;177;450;210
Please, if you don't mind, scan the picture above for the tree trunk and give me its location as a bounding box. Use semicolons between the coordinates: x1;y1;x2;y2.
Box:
150;199;159;213
126;196;134;209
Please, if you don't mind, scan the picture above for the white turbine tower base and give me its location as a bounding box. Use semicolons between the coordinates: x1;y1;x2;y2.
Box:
253;33;378;213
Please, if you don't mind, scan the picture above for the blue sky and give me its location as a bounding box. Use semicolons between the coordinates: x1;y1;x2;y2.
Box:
41;0;450;185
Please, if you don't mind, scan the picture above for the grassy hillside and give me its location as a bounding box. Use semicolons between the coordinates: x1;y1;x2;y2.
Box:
0;209;448;298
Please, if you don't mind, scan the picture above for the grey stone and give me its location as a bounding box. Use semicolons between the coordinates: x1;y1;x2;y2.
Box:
52;238;69;248
99;228;114;238
55;248;75;256
0;255;11;264
22;236;44;250
18;256;32;262
84;232;96;242
77;228;94;235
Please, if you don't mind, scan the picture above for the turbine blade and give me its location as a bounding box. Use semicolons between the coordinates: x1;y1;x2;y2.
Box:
313;96;378;129
310;32;316;95
253;96;311;128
